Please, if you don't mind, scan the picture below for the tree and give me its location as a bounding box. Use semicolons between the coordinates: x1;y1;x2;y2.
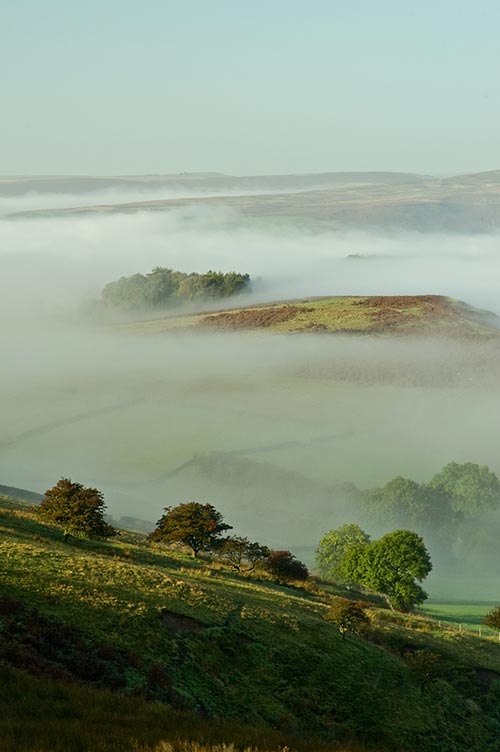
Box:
340;530;432;611
429;462;500;518
325;598;370;639
363;476;453;531
266;550;309;584
101;267;251;310
218;536;270;572
149;502;232;557
316;524;370;582
483;605;500;630
38;478;116;541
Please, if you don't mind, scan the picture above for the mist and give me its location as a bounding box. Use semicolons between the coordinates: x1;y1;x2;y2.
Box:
0;183;320;217
2;191;500;596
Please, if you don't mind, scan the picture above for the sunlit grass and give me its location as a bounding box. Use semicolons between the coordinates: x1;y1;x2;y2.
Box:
2;496;500;752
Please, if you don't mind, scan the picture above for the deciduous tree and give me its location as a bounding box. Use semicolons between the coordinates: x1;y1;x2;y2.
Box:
363;476;452;531
340;529;432;611
38;478;116;541
218;536;270;571
316;524;370;582
149;502;232;557
429;462;500;518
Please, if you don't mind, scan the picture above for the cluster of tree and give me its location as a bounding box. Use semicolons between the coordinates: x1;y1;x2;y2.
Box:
37;486;309;585
317;524;432;611
149;501;309;583
361;462;500;536
37;478;309;584
101;267;251;310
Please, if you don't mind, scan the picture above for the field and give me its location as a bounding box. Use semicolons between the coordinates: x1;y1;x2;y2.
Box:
421;601;500;637
2;495;500;752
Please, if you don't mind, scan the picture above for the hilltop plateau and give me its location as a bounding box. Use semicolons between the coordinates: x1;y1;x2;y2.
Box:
113;294;500;340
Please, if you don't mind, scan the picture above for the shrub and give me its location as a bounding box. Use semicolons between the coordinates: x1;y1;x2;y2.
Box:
483;605;500;630
265;550;309;584
325;598;370;639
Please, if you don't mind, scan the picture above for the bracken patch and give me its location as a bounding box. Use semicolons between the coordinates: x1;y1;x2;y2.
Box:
196;306;314;330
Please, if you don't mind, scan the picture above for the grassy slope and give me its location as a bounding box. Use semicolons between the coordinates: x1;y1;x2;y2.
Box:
2;497;500;751
113;295;499;339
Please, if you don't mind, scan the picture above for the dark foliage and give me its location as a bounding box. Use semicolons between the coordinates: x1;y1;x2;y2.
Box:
483;605;500;630
265;550;309;584
149;502;232;556
102;267;251;310
217;536;270;572
38;478;116;540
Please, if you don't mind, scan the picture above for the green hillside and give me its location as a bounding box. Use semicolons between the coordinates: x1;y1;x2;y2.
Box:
1;494;500;751
114;295;500;339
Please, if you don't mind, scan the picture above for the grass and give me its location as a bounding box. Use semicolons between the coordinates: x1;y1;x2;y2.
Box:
421;600;500;636
2;495;500;751
0;663;344;752
112;295;499;339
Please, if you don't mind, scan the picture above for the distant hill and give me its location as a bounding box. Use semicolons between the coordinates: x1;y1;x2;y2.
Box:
0;484;43;503
114;294;500;340
0;170;428;196
6;169;500;232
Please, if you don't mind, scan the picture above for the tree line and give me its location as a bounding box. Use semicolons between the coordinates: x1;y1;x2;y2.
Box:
36;459;500;616
101;267;251;310
361;461;500;532
37;481;308;585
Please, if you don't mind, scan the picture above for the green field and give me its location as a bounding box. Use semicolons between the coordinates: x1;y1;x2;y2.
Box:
421;600;500;637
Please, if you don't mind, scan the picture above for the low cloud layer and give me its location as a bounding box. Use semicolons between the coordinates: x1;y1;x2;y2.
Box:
1;197;500;320
1;191;500;594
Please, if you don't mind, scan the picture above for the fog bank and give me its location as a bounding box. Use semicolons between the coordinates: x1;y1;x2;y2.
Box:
1;192;500;595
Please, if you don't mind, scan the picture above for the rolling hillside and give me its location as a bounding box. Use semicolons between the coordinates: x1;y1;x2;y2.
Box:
2;494;500;751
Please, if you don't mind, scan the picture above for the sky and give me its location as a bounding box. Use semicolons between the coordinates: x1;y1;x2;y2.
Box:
2;0;500;175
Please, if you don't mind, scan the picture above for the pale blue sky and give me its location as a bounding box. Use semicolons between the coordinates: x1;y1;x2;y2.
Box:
3;1;500;175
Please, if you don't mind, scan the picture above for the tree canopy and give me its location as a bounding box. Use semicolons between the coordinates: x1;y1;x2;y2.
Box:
362;476;453;532
316;524;370;582
429;462;500;518
102;267;251;311
217;536;270;572
149;502;232;556
38;478;116;540
339;529;432;611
